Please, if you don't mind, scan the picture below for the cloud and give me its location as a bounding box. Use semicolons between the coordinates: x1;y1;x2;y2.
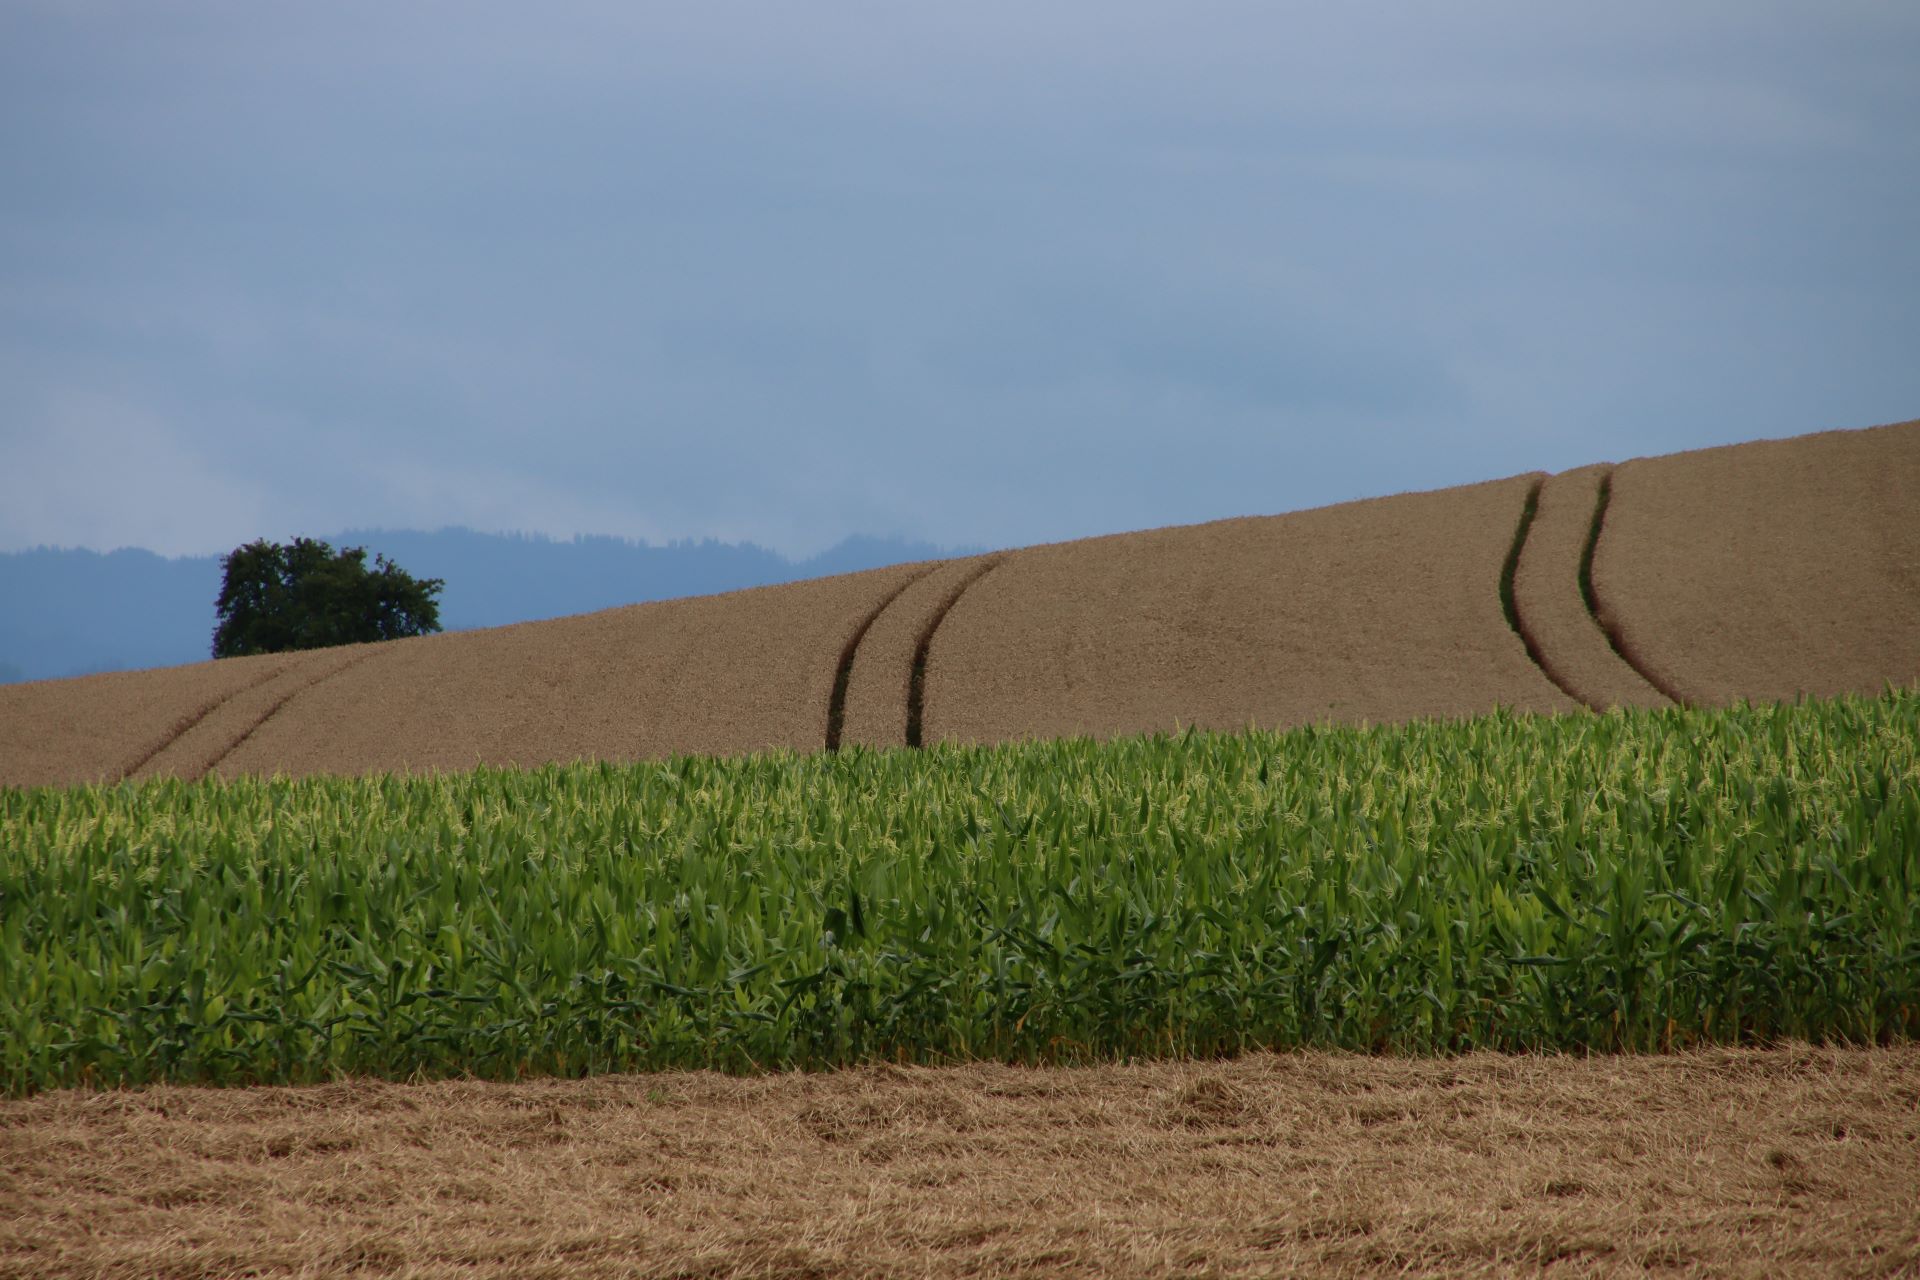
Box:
0;1;1916;560
0;391;272;556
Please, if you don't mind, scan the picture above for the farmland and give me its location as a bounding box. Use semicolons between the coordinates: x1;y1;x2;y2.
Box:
3;419;1916;789
4;692;1920;1276
7;1046;1917;1278
6;692;1917;1094
4;418;1919;1276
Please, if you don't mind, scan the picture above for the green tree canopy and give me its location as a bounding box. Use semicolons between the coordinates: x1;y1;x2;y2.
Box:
213;537;444;658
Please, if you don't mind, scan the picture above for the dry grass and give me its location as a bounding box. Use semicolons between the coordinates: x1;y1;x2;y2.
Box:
4;1045;1917;1278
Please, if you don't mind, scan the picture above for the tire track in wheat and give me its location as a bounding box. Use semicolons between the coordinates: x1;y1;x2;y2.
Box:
1580;471;1690;707
1509;466;1674;712
834;557;1005;751
197;647;383;780
906;557;1006;748
115;661;293;783
825;565;940;751
1498;476;1587;706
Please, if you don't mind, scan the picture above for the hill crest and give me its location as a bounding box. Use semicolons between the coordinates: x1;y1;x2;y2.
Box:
3;417;1914;788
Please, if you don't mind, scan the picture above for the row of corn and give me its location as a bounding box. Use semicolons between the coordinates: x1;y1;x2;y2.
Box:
3;691;1916;1093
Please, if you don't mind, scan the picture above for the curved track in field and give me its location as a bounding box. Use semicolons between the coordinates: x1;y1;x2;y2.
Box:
0;653;289;789
906;557;1007;749
824;566;939;752
1578;471;1688;707
2;417;1915;787
835;556;1006;752
211;564;929;779
115;658;297;783
1497;476;1585;706
126;647;378;782
195;647;384;781
1593;423;1920;707
1508;466;1674;712
919;473;1576;748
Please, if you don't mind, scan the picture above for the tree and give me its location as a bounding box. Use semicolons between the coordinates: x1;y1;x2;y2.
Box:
213;537;444;658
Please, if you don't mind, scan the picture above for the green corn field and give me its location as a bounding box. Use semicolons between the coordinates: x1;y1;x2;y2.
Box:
3;692;1916;1094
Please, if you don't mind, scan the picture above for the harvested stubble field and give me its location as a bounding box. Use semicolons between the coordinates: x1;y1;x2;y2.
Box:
5;1046;1919;1279
3;417;1919;1277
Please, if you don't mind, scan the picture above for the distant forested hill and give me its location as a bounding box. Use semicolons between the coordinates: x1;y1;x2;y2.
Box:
0;530;974;684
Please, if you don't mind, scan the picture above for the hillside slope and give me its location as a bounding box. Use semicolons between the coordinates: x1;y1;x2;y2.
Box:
0;651;297;788
1509;465;1673;712
215;565;928;780
3;417;1914;787
921;474;1577;745
1594;424;1920;706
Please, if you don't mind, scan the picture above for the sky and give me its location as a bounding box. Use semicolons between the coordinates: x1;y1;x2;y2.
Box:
3;2;1917;560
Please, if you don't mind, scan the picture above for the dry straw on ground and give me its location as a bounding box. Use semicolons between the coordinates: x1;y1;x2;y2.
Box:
4;1045;1916;1279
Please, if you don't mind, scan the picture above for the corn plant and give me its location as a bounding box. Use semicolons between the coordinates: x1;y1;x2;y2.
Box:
2;690;1916;1094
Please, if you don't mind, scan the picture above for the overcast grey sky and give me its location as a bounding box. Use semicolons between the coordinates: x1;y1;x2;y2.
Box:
3;2;1916;559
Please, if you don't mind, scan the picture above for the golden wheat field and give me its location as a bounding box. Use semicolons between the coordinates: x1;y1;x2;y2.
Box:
4;419;1916;789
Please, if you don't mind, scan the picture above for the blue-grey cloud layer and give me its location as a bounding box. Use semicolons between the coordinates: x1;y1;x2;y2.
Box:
3;1;1917;557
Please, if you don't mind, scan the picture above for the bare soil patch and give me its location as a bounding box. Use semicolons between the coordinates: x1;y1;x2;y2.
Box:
1596;418;1920;706
1512;464;1671;712
4;1046;1915;1279
925;474;1579;745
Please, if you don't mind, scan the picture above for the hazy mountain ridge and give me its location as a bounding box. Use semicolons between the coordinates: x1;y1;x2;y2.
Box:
0;529;977;685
